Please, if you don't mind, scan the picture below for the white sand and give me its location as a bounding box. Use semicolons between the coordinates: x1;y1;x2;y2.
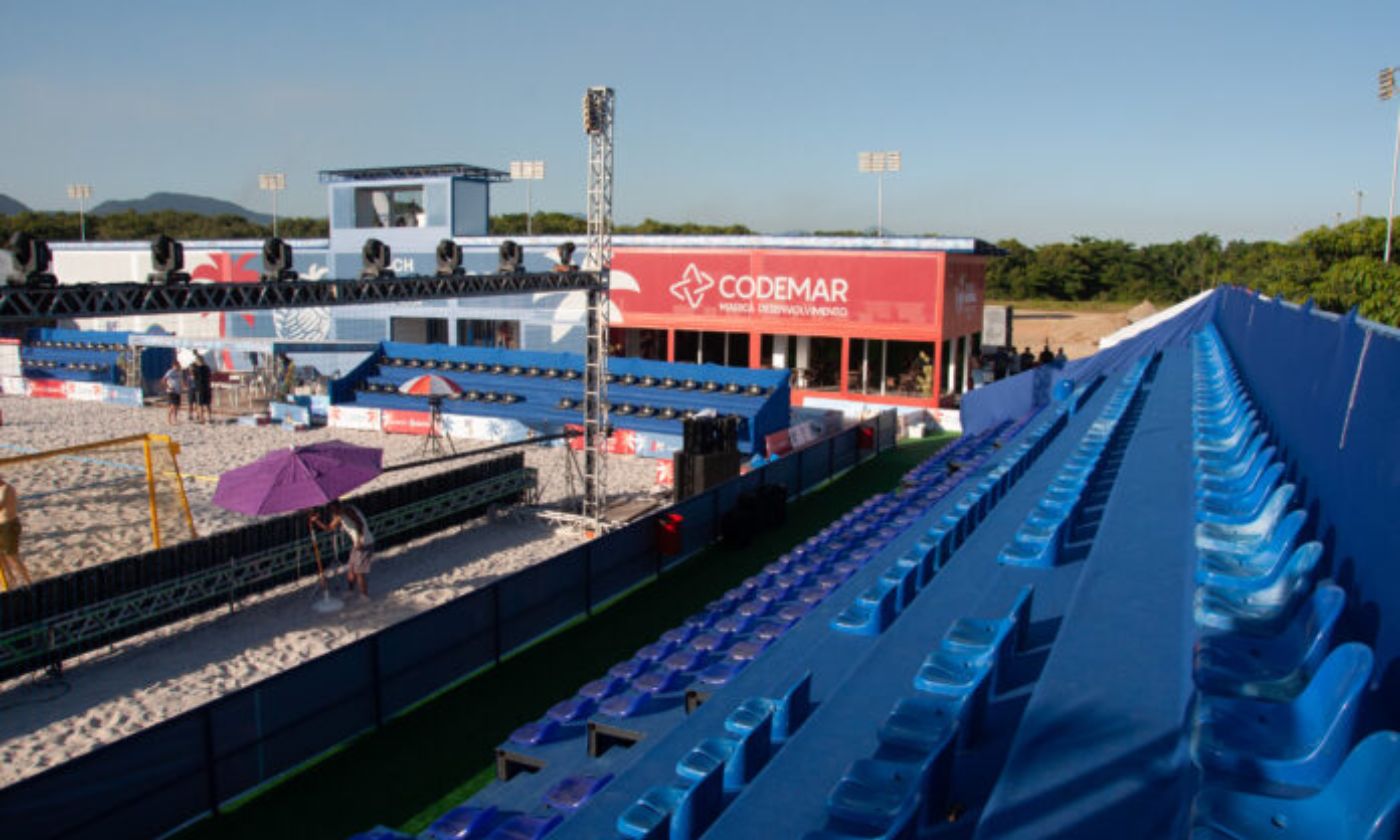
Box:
0;395;662;786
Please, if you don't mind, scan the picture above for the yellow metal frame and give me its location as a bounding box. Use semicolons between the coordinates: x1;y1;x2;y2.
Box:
0;432;199;565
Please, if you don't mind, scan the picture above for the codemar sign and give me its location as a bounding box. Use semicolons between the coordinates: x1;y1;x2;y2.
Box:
611;248;951;332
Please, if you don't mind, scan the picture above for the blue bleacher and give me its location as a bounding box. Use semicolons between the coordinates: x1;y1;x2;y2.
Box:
332;342;790;454
348;292;1400;839
20;327;130;384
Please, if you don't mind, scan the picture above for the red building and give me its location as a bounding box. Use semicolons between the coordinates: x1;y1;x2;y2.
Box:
608;239;993;418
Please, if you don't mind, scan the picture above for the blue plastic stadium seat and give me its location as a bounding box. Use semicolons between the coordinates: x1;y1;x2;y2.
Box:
1197;462;1285;524
1193;642;1374;796
620;754;724;840
1196;543;1323;633
697;659;748;686
545;695;597;724
877;695;959;757
423;804;498;840
1197;511;1306;583
636;640;677;662
1195;584;1346;701
1196;446;1277;494
728;636;774;661
713;613;756;635
609;657;651;681
662;648;709;672
832;583;899;636
599;689;653;718
754;616;796;640
722;698;775;788
914;651;994;744
774;672;813;743
941;585;1033;690
661;626;698;646
1192;730;1400;839
508;718;562;746
544;773;613;812
634;667;688;694
1195;486;1295;557
482;813;561;840
825;759;921;837
577;675;627;701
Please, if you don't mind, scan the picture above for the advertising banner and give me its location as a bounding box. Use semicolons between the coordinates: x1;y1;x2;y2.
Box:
442;414;531;444
28;379;67;399
566;424;639;456
327;405;382;432
381;409;432;436
765;428;794;457
103;385;144;407
631;431;682;460
611;248;946;331
269;402;312;425
64;382;107;402
943;255;987;338
0;376;28;396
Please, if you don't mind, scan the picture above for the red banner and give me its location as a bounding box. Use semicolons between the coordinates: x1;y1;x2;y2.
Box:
28;379;67;399
943;255;986;338
381;409;432;436
565;424;639;456
611;248;950;331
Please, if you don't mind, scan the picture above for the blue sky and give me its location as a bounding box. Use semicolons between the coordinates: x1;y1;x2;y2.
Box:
2;0;1398;244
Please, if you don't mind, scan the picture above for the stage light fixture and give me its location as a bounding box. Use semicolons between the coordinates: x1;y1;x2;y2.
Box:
552;241;577;272
5;232;57;287
147;234;190;285
261;237;298;282
436;239;464;277
361;238;395;280
498;239;524;274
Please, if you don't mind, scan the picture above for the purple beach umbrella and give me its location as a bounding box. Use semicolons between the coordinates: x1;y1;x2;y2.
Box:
212;440;383;516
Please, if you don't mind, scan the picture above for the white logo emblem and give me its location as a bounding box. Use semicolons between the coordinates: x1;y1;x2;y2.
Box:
670;263;715;309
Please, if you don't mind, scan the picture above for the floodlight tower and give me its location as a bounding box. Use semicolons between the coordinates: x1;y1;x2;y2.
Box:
1380;67;1398;263
509;160;545;235
67;184;92;242
259;173;286;238
857;151;901;236
582;86;614;529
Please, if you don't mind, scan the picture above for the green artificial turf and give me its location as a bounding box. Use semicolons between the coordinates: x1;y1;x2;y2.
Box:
176;433;955;840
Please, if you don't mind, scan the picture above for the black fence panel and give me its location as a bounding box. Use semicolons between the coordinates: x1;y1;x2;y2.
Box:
0;711;207;840
376;588;498;719
668;494;715;569
497;551;589;652
588;522;658;605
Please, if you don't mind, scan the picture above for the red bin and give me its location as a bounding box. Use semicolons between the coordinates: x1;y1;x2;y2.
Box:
857;426;875;450
656;512;684;557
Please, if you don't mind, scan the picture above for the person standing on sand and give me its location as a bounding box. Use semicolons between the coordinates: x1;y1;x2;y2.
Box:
191;352;213;423
0;475;29;590
310;499;375;600
163;361;184;424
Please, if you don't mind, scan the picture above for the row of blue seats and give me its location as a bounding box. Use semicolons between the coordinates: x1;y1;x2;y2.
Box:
377;356;770;397
448;422;1029;837
357;381;527;405
598;421;1060;839
1186;327;1399;838
811;586;1035;839
997;356;1152;569
831;406;1070;636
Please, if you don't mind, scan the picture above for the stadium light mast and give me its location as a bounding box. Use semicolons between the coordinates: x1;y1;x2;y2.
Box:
259;173;286;238
858;151;901;236
582;86;614;531
1381;67;1399;263
509;161;545;236
66;183;92;242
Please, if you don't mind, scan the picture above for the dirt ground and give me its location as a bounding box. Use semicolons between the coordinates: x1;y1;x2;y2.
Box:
1006;301;1157;360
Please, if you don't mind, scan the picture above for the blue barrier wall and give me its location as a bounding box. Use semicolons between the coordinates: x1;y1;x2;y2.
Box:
1214;288;1400;730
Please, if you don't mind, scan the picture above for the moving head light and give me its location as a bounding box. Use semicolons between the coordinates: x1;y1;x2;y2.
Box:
551;241;576;272
436;239;463;277
147;234;190;285
5;232;57;287
361;238;394;280
498;239;524;274
261;237;298;282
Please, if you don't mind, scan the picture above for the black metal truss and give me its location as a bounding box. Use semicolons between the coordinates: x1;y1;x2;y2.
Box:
0;272;604;322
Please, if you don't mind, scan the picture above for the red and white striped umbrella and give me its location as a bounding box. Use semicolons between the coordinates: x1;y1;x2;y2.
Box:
399;374;462;397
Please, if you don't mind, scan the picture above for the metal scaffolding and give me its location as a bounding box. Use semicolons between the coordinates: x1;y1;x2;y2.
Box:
582;86;615;529
0;271;604;323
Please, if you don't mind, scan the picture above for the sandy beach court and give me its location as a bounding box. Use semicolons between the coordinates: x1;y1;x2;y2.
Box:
0;395;659;785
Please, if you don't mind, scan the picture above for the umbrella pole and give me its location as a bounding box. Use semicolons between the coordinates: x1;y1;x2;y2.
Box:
308;518;329;592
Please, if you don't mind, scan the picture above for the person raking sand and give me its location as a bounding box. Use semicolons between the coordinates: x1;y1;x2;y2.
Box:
309;500;375;600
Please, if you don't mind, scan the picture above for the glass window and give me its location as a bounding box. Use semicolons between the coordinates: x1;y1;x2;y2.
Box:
612;328;667;360
674;330;748;366
847;339;934;396
675;330;700;363
456;319;518;348
355;186;425;228
391;317;448;345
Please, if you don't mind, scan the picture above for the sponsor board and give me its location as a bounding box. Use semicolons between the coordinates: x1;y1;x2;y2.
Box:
442;414;532;444
930;407;963;433
327;405;382;432
103;385;145;407
65;381;107;402
765;428;793;457
28;379;67;399
632;431;682;460
789;421;821;449
381;409;433;436
566;424;639;456
654;459;674;488
0;376;29;396
269;402;313;425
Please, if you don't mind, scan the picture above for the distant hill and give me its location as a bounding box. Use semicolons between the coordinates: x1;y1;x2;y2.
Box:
91;192;270;224
0;194;30;216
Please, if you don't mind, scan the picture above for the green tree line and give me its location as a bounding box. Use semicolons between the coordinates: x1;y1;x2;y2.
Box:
986;218;1400;325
